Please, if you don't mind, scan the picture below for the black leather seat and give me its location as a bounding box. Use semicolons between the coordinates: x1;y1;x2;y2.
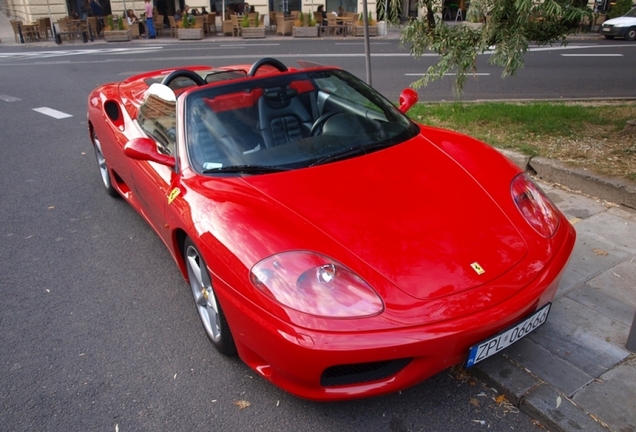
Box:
187;99;243;170
258;87;313;148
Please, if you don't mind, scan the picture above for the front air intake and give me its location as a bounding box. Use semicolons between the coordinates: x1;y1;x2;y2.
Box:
320;358;412;387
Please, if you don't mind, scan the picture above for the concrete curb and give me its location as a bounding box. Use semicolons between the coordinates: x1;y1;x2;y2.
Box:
499;149;636;209
471;355;610;432
530;156;636;209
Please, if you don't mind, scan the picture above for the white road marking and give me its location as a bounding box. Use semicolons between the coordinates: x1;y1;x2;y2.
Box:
335;42;392;45
219;43;279;47
0;94;21;102
561;53;624;57
33;107;73;119
0;46;164;60
488;44;633;54
405;73;490;76
0;42;632;67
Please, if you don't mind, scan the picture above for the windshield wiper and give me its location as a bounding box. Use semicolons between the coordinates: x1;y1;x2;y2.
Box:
310;142;393;167
202;165;290;174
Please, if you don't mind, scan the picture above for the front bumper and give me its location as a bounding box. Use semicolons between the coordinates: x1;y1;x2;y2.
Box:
216;220;576;401
601;25;629;37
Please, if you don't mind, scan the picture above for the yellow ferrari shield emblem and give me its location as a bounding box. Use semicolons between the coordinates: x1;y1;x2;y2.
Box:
168;187;180;204
470;262;485;275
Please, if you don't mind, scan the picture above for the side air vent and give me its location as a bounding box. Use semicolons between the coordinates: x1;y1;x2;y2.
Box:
105;101;119;121
104;100;124;129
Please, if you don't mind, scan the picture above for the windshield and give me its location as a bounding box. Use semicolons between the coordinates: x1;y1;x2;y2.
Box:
184;69;418;173
626;7;636;17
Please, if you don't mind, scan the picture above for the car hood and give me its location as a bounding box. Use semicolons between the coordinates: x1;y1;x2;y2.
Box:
603;16;636;26
244;136;527;300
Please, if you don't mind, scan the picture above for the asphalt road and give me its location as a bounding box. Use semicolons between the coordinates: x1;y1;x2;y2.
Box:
0;38;635;101
0;39;633;432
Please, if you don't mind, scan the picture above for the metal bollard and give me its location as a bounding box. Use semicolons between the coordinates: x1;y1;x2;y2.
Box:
53;23;61;45
627;310;636;352
17;22;25;43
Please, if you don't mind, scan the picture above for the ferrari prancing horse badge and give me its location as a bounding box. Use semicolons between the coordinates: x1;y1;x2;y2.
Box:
471;262;485;275
168;188;180;204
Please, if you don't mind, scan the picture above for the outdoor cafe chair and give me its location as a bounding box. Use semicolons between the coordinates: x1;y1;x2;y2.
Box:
230;14;241;36
206;13;216;35
167;16;178;37
154;14;164;36
275;14;293;36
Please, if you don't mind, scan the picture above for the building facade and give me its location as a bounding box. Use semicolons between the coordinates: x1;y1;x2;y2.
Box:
2;0;382;25
3;0;601;33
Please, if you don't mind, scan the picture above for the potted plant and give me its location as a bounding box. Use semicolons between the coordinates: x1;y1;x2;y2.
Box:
178;14;203;39
295;11;304;27
242;11;265;38
104;15;132;42
294;9;318;37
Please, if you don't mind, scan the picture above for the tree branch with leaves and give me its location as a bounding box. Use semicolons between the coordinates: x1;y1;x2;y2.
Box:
400;0;592;95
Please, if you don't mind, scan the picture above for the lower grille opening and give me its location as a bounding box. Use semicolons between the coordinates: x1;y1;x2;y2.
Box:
320;358;412;387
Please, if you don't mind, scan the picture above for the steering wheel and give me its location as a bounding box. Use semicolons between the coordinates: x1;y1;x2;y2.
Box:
161;69;206;88
247;58;288;77
310;111;339;136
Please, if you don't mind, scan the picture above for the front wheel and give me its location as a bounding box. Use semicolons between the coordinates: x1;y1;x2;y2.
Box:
184;239;236;356
92;130;118;197
625;27;636;41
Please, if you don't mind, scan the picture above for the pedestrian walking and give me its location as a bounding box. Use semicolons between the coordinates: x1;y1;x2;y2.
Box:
144;0;156;39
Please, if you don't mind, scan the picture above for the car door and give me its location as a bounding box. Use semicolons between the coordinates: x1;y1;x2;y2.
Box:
127;85;180;245
127;156;175;245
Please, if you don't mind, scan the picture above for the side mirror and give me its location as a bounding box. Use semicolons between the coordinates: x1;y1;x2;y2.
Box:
398;88;418;113
124;137;176;168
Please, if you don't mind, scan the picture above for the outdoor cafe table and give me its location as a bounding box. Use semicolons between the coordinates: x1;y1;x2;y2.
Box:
338;16;355;35
21;22;39;42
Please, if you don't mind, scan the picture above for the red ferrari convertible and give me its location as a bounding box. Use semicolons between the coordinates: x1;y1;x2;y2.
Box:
87;58;576;401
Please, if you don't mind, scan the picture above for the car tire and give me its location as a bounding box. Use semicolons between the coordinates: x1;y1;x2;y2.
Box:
604;35;615;39
92;130;119;197
184;239;237;356
625;27;636;41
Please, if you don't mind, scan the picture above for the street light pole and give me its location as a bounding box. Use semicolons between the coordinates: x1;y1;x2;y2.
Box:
362;0;371;86
46;0;59;44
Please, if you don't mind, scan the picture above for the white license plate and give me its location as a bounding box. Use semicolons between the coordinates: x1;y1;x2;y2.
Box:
466;303;551;367
602;27;611;32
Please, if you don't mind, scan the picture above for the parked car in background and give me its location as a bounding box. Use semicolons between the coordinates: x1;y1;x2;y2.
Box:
601;6;636;40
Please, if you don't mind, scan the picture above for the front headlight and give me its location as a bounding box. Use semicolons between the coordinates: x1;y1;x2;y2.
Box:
511;173;560;238
250;251;384;318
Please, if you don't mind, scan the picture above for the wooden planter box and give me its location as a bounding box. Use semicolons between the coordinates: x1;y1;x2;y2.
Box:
178;27;204;40
104;29;132;42
352;25;378;37
241;27;266;39
293;26;318;37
